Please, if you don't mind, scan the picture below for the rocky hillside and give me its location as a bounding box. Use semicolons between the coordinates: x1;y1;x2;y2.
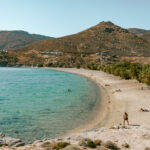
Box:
2;22;150;66
128;28;150;43
17;21;150;57
0;30;53;50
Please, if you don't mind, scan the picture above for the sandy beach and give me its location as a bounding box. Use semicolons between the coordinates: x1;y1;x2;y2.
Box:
52;68;150;150
1;68;150;150
54;68;150;127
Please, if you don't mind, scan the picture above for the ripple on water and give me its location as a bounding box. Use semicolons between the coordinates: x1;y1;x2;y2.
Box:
0;67;100;143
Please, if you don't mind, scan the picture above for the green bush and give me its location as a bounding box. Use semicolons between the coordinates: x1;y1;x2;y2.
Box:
79;138;96;148
52;142;70;150
86;139;96;148
104;141;120;150
37;64;43;67
76;64;81;69
138;65;150;85
84;62;100;70
94;62;150;85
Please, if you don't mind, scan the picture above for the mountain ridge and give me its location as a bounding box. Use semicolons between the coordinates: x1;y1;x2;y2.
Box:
128;28;150;42
16;21;150;56
0;30;53;50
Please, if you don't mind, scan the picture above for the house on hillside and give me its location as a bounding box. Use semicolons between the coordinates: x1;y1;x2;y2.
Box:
0;49;8;54
41;51;63;56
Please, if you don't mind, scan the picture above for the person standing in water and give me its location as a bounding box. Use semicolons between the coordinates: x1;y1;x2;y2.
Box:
123;112;129;125
68;89;71;92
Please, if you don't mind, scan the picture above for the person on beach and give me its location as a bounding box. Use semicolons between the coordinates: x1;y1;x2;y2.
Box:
123;112;129;125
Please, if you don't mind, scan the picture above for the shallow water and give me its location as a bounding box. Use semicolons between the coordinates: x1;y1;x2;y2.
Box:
0;67;100;143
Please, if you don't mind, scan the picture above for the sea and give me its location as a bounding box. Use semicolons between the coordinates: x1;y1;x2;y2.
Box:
0;67;100;143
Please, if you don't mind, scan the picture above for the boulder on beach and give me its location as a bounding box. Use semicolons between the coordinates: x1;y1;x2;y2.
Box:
97;146;109;150
41;141;51;148
0;135;25;147
93;139;103;146
122;143;130;148
0;133;5;138
63;145;81;150
52;142;70;150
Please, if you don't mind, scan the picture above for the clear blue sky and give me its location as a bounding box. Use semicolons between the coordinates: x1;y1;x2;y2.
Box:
0;0;150;37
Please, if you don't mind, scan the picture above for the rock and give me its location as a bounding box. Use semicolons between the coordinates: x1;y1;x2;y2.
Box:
43;138;51;141
57;138;63;141
78;139;85;146
52;142;70;150
116;89;121;92
122;143;130;148
97;146;109;150
79;138;96;148
13;142;25;147
41;141;51;148
112;89;121;94
94;139;103;146
145;148;150;150
63;145;81;150
66;137;71;140
0;136;24;147
33;140;43;145
0;133;5;138
0;140;8;147
4;137;22;146
104;141;120;150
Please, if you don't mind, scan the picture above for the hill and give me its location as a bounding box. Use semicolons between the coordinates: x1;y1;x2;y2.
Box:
17;21;150;56
0;30;53;50
3;22;150;66
128;28;150;43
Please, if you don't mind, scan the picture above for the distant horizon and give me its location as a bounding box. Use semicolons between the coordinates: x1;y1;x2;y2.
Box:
0;0;150;37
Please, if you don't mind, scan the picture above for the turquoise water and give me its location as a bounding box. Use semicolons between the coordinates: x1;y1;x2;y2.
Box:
0;67;100;143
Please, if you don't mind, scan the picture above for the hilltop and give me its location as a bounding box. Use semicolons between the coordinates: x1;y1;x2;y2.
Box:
0;30;53;50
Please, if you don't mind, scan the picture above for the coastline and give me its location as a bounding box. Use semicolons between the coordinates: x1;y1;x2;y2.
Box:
1;68;150;150
52;68;150;127
51;68;111;135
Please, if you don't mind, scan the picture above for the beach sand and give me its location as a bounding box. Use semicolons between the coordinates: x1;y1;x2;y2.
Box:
54;68;150;127
1;68;150;150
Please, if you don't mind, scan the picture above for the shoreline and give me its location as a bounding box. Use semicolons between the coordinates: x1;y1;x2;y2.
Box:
52;68;150;127
51;68;111;136
1;68;150;150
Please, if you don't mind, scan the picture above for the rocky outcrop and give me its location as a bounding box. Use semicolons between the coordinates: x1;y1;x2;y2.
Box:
63;145;81;150
0;125;150;150
0;133;25;147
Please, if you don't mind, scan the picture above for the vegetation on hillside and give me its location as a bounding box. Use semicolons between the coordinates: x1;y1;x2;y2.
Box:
16;21;150;57
0;53;18;66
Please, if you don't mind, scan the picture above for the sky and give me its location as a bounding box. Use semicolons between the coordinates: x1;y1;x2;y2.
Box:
0;0;150;37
